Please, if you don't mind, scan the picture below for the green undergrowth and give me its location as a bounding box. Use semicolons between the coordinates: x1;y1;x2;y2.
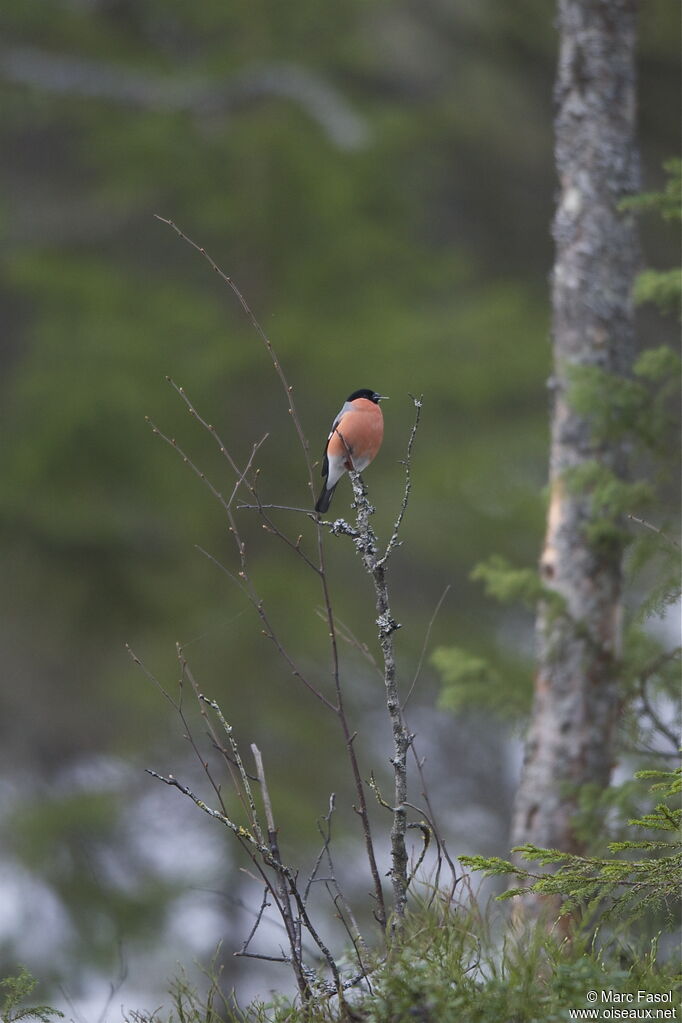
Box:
105;896;681;1023
461;765;682;926
5;898;680;1023
0;967;63;1022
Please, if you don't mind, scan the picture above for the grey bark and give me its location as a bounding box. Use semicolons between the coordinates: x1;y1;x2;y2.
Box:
347;470;410;923
511;0;640;880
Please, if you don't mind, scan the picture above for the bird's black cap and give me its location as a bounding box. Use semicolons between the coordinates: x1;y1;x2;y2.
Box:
346;389;385;403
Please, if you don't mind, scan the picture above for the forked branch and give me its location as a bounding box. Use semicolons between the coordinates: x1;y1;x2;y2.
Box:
324;395;424;924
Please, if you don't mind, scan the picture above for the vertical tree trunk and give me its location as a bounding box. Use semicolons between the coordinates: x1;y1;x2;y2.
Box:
511;0;640;890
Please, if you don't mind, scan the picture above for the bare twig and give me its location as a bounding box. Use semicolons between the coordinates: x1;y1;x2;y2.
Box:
251;745;277;837
155;218;314;480
147;721;343;1002
234;887;274;959
238;503;316;515
379;394;423;566
126;644;181;711
177;643;258;789
319;397;424;925
628;513;681;551
167;377;320;572
249;743;306;993
635;647;682;751
319;609;382;679
155;216;388;930
409;741;460;899
146;769;254;839
200;698;264;847
147;223;395;973
309;795;371;986
194;545;336;713
148;419;336;732
144;415;239;519
406;820;431;889
233;950;290;964
403;583;451;710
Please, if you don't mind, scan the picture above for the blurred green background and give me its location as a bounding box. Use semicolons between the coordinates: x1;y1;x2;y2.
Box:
0;0;679;1014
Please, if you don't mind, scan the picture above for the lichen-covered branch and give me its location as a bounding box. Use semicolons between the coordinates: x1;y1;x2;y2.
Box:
349;470;410;921
157;217;388;932
327;397;423;924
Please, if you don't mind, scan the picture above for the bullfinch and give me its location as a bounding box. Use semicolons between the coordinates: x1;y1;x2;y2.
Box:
315;389;386;514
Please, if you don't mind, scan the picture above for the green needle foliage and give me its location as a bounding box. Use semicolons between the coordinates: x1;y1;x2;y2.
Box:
624;158;682;317
460;766;681;925
434;157;681;727
119;899;682;1021
0;969;63;1023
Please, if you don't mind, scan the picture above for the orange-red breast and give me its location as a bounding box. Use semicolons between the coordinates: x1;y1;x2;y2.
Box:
315;389;386;514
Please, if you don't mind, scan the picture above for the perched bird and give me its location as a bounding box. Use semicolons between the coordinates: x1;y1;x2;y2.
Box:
315;388;386;514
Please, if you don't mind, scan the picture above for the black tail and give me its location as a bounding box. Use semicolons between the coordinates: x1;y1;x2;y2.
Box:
315;482;337;515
